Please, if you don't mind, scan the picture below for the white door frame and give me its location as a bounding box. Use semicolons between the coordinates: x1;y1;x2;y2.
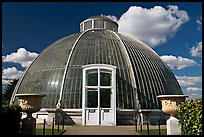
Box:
82;64;116;126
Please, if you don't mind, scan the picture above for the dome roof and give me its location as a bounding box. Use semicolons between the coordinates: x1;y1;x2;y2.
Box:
11;16;183;109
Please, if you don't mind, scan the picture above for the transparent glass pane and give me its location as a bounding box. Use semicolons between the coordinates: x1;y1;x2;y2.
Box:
94;20;104;29
84;20;92;31
87;90;98;108
100;89;111;108
100;71;111;86
87;70;98;86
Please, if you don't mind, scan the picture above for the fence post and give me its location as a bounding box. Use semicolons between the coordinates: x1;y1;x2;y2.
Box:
158;119;161;135
52;118;54;135
140;116;142;132
147;116;149;135
62;116;64;130
57;121;60;132
135;113;137;131
43;119;45;135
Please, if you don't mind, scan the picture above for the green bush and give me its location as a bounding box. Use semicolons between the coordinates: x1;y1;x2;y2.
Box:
2;104;22;135
178;100;202;135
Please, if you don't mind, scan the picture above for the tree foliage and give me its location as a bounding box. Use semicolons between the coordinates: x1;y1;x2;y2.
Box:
2;79;18;104
178;99;202;135
2;104;22;135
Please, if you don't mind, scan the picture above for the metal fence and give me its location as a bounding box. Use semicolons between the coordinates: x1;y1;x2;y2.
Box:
134;114;167;135
41;117;66;135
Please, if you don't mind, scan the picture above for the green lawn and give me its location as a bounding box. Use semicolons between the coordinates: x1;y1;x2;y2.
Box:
135;129;167;135
36;128;63;135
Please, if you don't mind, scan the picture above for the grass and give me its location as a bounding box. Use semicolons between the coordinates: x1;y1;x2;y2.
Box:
135;129;167;135
36;128;63;135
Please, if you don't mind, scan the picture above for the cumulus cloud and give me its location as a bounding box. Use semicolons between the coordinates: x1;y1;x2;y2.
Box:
2;67;23;90
160;55;197;70
2;48;38;68
176;76;202;99
186;87;202;92
116;5;189;47
2;67;24;80
190;41;202;57
175;76;202;87
2;67;24;93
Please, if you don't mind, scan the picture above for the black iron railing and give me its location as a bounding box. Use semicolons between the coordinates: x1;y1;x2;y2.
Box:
134;115;166;135
41;116;66;135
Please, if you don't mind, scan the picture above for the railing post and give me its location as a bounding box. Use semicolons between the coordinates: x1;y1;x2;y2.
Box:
57;121;60;132
158;119;161;135
43;119;45;135
147;116;149;135
52;118;54;135
140;115;142;132
62;116;64;130
135;113;137;131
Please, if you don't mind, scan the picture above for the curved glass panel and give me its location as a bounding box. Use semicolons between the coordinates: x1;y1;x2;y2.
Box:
118;33;182;109
15;33;81;108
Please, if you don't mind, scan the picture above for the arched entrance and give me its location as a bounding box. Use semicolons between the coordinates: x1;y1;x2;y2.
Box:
82;64;116;126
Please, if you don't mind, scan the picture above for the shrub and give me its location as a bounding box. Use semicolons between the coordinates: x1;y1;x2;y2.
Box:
2;104;22;135
178;100;202;135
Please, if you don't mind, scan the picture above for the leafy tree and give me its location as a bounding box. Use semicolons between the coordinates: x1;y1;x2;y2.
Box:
2;79;19;104
178;99;202;135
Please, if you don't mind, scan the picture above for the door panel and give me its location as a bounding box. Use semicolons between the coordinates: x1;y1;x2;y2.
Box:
100;109;113;126
85;109;99;125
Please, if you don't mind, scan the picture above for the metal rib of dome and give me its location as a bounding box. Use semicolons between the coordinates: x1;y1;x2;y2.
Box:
11;16;183;110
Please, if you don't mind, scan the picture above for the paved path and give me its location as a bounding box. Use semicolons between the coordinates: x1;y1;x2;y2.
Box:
62;125;140;135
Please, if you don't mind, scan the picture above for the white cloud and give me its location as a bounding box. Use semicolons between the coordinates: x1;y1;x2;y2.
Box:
2;67;23;90
2;67;24;80
160;55;197;70
196;16;202;30
175;76;202;87
176;76;202;100
190;41;202;57
3;48;38;68
116;5;189;47
186;87;202;92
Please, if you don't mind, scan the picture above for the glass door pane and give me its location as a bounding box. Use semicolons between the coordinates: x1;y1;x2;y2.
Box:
87;69;98;86
87;90;98;108
100;89;111;108
100;70;111;86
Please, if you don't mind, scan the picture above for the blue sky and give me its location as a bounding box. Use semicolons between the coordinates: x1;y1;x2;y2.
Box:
2;2;202;100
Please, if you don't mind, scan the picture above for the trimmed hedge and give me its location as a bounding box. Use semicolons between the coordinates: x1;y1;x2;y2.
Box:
2;104;22;135
178;100;202;135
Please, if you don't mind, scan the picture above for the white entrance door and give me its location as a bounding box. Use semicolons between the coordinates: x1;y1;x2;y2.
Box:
82;64;116;126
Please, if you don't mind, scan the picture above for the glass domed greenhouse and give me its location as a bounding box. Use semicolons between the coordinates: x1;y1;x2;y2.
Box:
11;15;183;126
